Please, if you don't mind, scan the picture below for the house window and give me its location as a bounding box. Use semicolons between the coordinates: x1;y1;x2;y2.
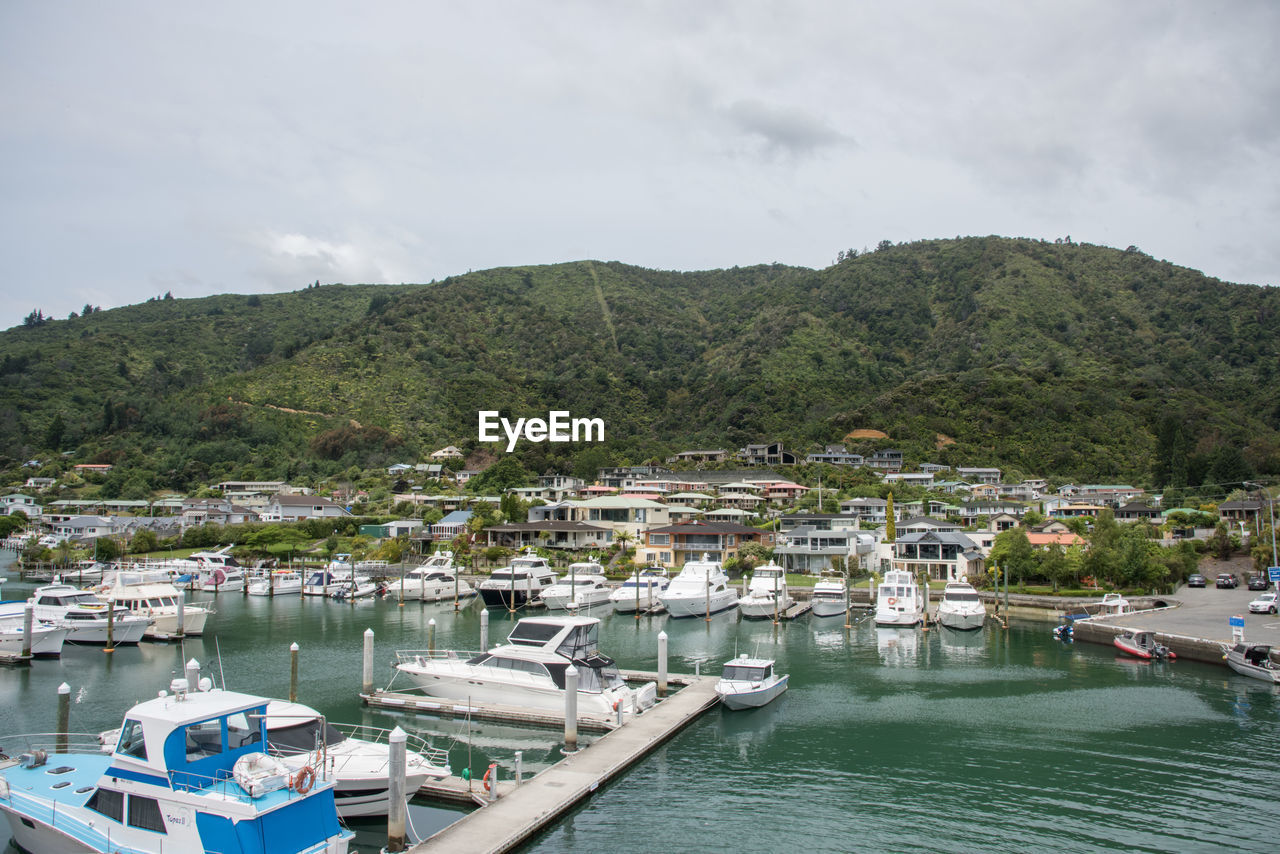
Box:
649;534;670;545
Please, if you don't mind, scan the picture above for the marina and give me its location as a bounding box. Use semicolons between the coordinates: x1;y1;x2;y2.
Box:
4;555;1280;852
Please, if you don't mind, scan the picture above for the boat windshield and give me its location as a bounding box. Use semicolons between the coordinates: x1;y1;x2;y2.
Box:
723;664;770;681
489;571;528;582
508;621;565;646
555;623;601;659
946;592;980;602
267;718;346;754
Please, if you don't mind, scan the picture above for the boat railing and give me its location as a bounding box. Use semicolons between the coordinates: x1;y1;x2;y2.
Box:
328;723;450;770
395;649;482;665
1;786;151;854
0;731;108;757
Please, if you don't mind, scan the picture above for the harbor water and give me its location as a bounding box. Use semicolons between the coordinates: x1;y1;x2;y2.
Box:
4;556;1278;853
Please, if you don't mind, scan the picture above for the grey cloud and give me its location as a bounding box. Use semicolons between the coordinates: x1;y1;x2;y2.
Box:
720;99;855;158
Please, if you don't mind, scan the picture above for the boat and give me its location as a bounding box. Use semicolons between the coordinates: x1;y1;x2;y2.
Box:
26;583;151;644
540;563;611;611
247;569;303;596
1113;630;1176;660
809;577;849;618
0;673;351;853
394;615;657;717
1225;643;1280;683
302;569;341;596
327;577;380;600
0;611;67;657
873;569;925;627
737;562;794;619
96;569;213;639
476;553;559;610
715;653;789;710
393;551;475;602
1096;592;1132;616
609;567;670;614
935;580;987;631
658;554;739;619
262;700;450;818
139;546;247;592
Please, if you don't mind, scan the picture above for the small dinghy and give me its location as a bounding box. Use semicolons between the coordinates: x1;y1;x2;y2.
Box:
1113;630;1176;660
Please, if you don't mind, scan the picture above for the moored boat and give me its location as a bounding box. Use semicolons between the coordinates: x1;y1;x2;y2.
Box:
658;554;739;619
715;653;788;710
810;577;849;618
96;569;213;639
0;612;67;657
737;562;794;619
476;553;558;610
609;567;669;613
26;583;150;645
1225;643;1280;683
935;580;987;631
540;565;611;611
393;551;474;602
247;570;303;596
1113;630;1176;660
874;569;925;627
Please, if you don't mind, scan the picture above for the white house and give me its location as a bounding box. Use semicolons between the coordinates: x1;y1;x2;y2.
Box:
261;494;352;522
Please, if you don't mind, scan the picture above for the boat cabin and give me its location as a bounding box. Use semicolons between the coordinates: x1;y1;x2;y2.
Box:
721;658;774;682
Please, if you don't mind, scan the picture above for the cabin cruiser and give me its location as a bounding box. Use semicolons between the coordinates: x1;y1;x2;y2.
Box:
393;551;475;602
0;673;351;853
394;615;656;717
715;653;788;710
140;546;246;592
1096;592;1132;616
1225;643;1280;683
873;569;925;627
809;577;849;618
327;576;380;600
27;583;150;644
659;554;739;619
303;569;341;596
737;562;794;619
935;580;987;631
540;564;612;611
263;700;449;818
96;569;213;639
476;553;559;610
247;569;303;596
609;567;670;613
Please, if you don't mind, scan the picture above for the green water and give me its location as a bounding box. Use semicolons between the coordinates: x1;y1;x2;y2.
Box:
3;559;1278;853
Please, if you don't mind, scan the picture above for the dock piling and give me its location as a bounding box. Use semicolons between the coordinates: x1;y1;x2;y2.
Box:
564;664;579;752
104;599;115;653
480;608;490;652
362;629;374;695
514;751;523;785
56;682;70;752
289;642;299;703
21;604;34;659
657;631;668;697
428;618;436;656
386;726;408;852
175;589;186;639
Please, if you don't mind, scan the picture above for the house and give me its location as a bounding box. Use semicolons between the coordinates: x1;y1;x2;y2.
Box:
430;446;465;460
987;512;1021;533
775;525;876;574
23;477;56;491
665;491;716;509
970;484;1000;500
777;512;862;533
737;443;800;466
387;463;414;475
215;480;290;495
637;520;775;567
453;470;480;486
1;494;41;517
597;465;673;490
359;520;422;538
181;498;257;527
1218;500;1263;528
897;516;961;536
956;500;1028;521
891;531;985;582
919;463;951;474
482;520;613;551
667;449;729;464
714;482;766;512
866;450;903;472
753;480;809;505
996;482;1041;501
840;497;890;525
883;472;935;487
261;494;352;522
73;463;113;473
805;445;865;466
414;463;445;478
47;515;129;542
957;467;1002;485
934;480;974;495
573;496;670;539
1026;531;1086;549
538;474;585;502
1051;503;1106;519
1114;502;1161;522
426;510;473;543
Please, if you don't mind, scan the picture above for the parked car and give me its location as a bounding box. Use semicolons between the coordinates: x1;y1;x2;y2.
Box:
1249;592;1278;614
1248;575;1271;591
1216;573;1239;589
1187;573;1206;588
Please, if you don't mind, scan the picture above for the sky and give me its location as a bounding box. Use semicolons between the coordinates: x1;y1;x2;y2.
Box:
2;1;1278;331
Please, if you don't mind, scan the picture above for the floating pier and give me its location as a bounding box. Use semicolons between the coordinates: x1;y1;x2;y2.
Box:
406;673;720;853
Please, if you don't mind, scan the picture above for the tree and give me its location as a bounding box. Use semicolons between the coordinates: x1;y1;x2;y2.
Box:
990;528;1036;585
1207;521;1233;561
44;412;65;451
885;493;896;543
94;536;120;561
130;529;159;554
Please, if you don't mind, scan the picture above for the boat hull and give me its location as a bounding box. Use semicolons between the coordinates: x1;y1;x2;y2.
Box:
63;617;150;645
661;589;739;619
478;588;539;610
738;596;795;620
0;805;96;854
0;624;68;657
397;661;627;716
874;608;923;627
937;609;986;631
717;675;788;710
541;591;612;611
810;599;848;618
143;606;210;639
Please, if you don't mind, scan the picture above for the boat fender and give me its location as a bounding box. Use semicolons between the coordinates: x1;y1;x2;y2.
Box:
290;765;315;795
887;597;898;606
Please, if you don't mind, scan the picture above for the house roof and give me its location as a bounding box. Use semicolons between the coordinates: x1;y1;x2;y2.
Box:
485;521;613;533
1027;532;1085;546
646;520;763;535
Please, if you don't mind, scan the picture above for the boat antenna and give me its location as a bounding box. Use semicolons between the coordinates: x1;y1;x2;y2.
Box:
216;636;227;689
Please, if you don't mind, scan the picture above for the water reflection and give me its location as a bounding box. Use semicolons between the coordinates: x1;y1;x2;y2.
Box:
875;626;920;666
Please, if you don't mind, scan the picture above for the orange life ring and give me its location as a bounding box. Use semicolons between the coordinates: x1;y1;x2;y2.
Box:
887;597;898;606
291;765;315;795
482;765;494;792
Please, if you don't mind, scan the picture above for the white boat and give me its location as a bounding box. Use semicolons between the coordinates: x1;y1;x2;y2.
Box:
540;563;611;611
0;612;67;657
658;554;739;619
935;580;987;631
715;653;789;710
96;569;213;639
327;577;379;600
476;553;559;610
873;569;925;627
610;567;670;613
0;673;351;854
1225;643;1280;683
737;561;794;619
27;583;151;644
809;577;849;618
395;615;656;718
393;552;475;602
1096;592;1132;616
141;546;247;592
247;570;303;596
263;700;449;818
303;569;341;596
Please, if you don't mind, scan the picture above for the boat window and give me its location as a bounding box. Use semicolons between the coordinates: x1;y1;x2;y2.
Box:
184;719;223;761
226;712;261;750
544;661;568;689
161;598;175;607
508;622;563;646
947;593;980;602
723;665;768;681
86;787;124;822
467;653;493;665
149;599;163;608
127;795;167;834
267;718;344;753
116;719;147;760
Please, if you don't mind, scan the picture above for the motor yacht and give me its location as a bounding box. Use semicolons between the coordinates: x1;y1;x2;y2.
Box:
476;553;559;610
658;554;739;619
393;551;475;602
247;569;304;596
809;577;849;618
394;615;656;717
0;612;67;657
96;569;213;639
0;674;351;854
609;567;670;614
27;583;150;644
540;564;611;611
935;580;987;631
715;653;788;710
737;561;794;619
302;569;340;596
873;569;925;627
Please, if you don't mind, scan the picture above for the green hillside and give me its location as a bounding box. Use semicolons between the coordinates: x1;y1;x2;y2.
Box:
3;237;1278;493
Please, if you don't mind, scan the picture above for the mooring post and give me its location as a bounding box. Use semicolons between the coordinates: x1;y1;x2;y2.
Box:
428;618;436;656
362;629;374;695
21;603;34;659
175;588;186;639
487;762;499;804
289;642;299;703
104;599;115;653
657;630;668;697
564;664;579;752
514;750;523;785
56;682;70;752
480;608;490;652
185;657;200;689
386;726;408;853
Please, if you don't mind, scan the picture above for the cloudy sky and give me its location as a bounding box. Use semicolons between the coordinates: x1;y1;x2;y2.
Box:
2;1;1277;330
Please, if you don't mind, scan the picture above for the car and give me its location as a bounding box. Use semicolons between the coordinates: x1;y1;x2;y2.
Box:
1249;592;1278;614
1248;575;1271;591
1216;573;1239;589
1187;573;1206;588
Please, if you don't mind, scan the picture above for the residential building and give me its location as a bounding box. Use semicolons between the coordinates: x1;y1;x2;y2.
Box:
1115;502;1161;522
537;474;585;502
840;497;890;525
883;472;935;487
919;463;951;474
597;466;672;490
666;449;729;464
261;494;352;522
737;442;800;466
957;467;1002;485
23;477;56;491
896;516;961;536
638;520;775;566
866;450;903;472
574;496;670;539
891;531;985;582
1026;531;1086;549
482;520;614;551
426;510;473;543
775;525;876;574
181;498;257;527
777;512;862;533
956;500;1028;521
805;445;864;466
430;446;465;460
1218;500;1263;528
1;494;41;517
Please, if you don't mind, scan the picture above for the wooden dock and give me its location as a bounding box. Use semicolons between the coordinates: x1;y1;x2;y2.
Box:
406;674;721;853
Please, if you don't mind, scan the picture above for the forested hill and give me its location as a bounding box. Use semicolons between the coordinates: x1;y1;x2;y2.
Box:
2;236;1278;492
